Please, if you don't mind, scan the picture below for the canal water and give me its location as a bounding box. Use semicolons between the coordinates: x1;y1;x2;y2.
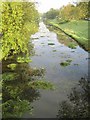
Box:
27;22;88;118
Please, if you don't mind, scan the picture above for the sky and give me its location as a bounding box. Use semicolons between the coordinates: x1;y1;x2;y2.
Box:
34;0;78;13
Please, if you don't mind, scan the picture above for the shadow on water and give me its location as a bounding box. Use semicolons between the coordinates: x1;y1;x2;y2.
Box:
1;56;50;118
57;76;90;118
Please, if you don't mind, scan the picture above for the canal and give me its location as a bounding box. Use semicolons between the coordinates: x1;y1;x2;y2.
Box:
25;22;88;118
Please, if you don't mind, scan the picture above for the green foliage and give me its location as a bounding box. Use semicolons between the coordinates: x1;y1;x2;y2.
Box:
59;4;76;21
1;2;39;60
58;2;89;21
76;2;89;19
43;8;59;20
44;2;89;22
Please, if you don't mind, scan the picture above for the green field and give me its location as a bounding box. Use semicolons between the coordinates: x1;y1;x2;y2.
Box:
47;20;89;51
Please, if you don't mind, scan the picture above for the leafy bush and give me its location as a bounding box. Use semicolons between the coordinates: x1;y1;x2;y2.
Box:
0;2;39;60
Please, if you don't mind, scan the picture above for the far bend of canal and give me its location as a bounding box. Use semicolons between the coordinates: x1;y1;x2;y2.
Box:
27;22;88;118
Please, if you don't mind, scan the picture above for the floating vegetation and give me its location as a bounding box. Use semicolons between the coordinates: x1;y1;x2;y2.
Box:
66;60;72;63
48;43;55;45
2;72;18;81
28;67;45;77
48;39;52;41
60;60;72;67
74;63;79;66
61;52;64;54
41;43;44;45
53;50;57;52
68;42;77;49
29;80;55;90
40;35;44;37
71;51;75;52
42;45;45;46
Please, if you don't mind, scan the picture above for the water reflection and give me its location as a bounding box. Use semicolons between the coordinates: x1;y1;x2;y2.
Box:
2;57;45;118
57;76;90;118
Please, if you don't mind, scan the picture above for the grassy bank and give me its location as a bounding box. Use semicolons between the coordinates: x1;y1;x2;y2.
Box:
46;22;78;49
46;20;89;51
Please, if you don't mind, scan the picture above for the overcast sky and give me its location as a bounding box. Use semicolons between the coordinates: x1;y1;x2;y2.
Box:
34;0;78;13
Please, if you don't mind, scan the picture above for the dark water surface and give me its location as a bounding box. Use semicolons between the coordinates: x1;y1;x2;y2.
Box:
25;22;88;118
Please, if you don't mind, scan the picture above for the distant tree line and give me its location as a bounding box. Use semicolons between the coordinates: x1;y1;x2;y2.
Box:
43;2;89;22
43;8;59;20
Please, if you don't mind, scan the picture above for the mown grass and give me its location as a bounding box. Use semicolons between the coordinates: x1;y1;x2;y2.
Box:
47;20;89;51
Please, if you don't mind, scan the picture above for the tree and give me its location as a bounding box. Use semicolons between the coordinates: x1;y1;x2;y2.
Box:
1;2;39;60
43;8;59;20
59;4;78;21
58;2;89;22
76;2;89;19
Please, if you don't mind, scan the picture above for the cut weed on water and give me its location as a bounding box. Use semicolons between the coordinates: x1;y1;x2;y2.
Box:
48;43;55;45
60;59;72;67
